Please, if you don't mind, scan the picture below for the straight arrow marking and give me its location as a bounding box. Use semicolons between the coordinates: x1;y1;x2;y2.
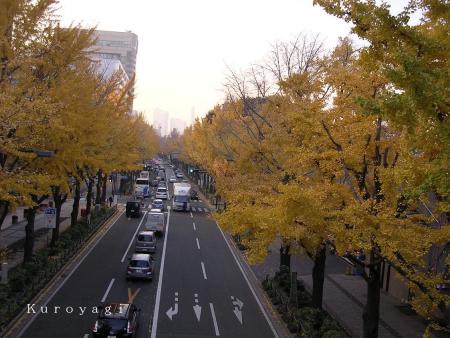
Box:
193;304;202;322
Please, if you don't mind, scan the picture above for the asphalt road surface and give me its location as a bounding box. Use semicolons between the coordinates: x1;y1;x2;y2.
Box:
16;164;277;338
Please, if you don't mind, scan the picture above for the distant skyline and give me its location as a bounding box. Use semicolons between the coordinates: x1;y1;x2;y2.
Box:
56;0;411;125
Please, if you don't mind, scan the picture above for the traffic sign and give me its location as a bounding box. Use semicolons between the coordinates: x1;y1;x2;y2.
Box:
45;207;56;229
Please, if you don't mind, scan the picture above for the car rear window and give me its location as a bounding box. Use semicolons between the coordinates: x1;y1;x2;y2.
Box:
127;202;139;208
130;260;149;268
157;188;167;192
138;234;153;242
99;318;127;329
136;179;149;185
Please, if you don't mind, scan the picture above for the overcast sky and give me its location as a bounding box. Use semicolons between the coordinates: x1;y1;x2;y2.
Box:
56;0;410;125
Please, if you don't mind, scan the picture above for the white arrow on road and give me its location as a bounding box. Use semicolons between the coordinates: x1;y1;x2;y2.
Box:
233;307;243;324
231;296;244;325
193;304;202;322
166;303;178;320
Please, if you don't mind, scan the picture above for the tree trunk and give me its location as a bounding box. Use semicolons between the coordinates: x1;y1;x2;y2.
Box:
363;249;382;338
23;208;36;263
279;242;291;272
95;170;102;205
86;177;93;214
51;187;66;247
71;179;81;226
101;174;107;206
0;201;9;231
312;244;327;309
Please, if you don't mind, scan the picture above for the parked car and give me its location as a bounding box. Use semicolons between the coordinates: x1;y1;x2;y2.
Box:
169;176;177;183
155;187;168;200
151;199;164;211
126;201;141;218
92;303;140;337
127;253;153;280
176;172;183;178
135;231;156;253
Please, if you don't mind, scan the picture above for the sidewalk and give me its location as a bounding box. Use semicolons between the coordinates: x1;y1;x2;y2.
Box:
251;239;428;338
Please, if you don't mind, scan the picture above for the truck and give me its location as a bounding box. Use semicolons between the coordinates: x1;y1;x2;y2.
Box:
134;177;150;198
172;183;191;211
139;171;150;179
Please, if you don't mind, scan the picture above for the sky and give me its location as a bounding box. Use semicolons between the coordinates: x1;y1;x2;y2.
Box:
56;0;411;127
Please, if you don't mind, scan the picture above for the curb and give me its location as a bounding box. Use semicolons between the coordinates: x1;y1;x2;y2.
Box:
1;208;123;338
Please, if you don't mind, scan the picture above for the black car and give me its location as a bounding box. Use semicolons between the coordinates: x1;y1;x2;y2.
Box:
126;201;141;218
190;190;199;201
92;303;140;337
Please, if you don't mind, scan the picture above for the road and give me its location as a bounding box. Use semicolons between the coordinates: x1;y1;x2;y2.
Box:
15;164;277;338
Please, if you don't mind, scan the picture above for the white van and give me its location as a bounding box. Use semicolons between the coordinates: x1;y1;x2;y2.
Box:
144;212;165;235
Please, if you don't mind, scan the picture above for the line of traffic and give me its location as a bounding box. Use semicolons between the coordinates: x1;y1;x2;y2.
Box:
120;211;148;263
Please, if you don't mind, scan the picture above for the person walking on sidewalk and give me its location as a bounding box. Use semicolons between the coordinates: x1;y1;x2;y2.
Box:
108;196;113;207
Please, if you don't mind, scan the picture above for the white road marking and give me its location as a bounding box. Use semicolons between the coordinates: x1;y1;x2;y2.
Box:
201;261;207;280
217;222;279;338
191;207;196;212
193;222;196;231
101;278;115;303
204;208;209;212
83;334;89;338
15;210;124;338
209;303;220;336
190;211;193;218
121;211;148;263
151;208;171;338
196;238;201;250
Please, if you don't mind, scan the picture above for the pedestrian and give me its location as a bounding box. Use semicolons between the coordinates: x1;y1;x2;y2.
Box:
108;196;113;207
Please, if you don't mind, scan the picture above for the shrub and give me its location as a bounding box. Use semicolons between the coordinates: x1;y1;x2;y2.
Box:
322;330;347;338
287;321;299;333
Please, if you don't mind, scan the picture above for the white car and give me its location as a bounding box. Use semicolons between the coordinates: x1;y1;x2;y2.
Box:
169;176;177;183
155;187;168;200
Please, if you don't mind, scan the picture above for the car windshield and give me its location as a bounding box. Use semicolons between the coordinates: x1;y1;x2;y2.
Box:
136;179;149;185
174;195;189;203
138;234;153;242
130;260;149;268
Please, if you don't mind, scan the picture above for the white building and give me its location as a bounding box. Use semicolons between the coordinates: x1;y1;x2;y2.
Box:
89;30;138;80
153;109;169;136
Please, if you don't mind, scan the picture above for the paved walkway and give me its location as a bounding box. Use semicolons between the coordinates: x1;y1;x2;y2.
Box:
251;240;428;338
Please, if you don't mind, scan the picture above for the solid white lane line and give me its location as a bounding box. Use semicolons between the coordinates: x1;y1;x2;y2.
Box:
121;211;147;263
193;222;196;231
101;278;115;303
217;222;279;338
209;303;220;336
151;208;171;338
15;209;124;338
190;211;193;218
201;261;207;280
196;238;200;250
83;334;89;338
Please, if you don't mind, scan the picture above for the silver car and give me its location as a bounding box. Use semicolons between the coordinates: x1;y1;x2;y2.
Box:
135;231;156;253
127;253;153;280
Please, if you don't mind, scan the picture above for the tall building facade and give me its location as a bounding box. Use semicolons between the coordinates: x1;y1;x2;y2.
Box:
89;30;138;80
153;109;169;136
170;118;187;135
